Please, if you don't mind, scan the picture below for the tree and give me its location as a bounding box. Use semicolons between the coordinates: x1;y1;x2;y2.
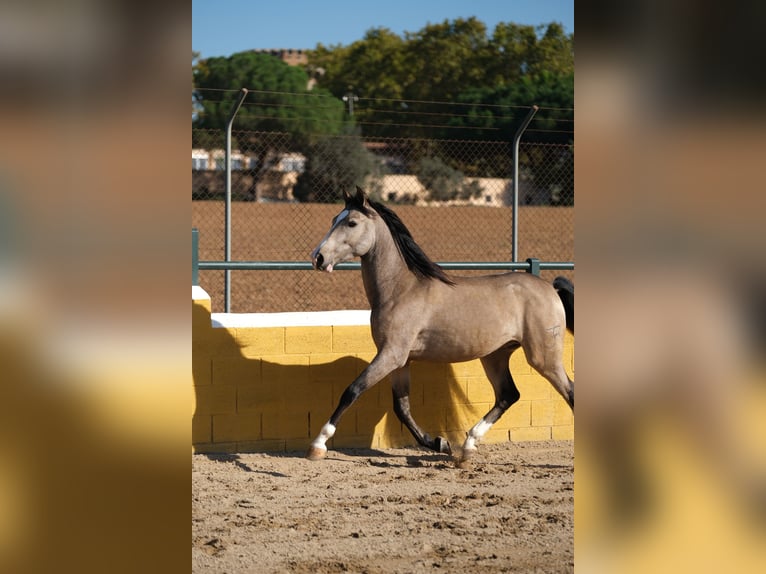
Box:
402;17;490;103
293;130;388;203
486;22;573;87
306;19;574;142
311;28;406;102
193;51;346;200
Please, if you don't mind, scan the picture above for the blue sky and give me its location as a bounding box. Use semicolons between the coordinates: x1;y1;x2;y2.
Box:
192;0;573;59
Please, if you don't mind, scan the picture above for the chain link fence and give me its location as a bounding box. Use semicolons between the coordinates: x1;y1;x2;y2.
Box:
192;128;573;312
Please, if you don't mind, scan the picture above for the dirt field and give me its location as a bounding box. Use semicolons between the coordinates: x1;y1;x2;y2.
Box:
192;440;573;573
192;202;574;313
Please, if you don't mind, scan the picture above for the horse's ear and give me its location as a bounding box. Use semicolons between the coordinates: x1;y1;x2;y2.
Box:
355;186;368;205
342;188;353;204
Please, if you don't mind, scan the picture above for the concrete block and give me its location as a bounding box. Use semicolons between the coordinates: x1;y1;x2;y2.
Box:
411;361;449;382
192;415;212;444
352;353;376;373
356;406;397;438
425;378;469;407
240;378;332;413
212;357;261;386
407;370;426;406
516;376;552;400
236;327;285;356
285;326;333;354
509;350;533;375
465;377;496;404
451;359;486;378
308;408;334;436
356;380;386;411
193;442;237;454
332;407;356;441
332;325;374;353
192;292;211;310
553;399;574;425
204;327;244;358
285;438;310;453
192;356;212;386
261;354;310;386
409;405;446;433
213;413;261;443
194;385;236;415
444;403;486;433
511;426;552;442
378;429;412;450
309;354;360;383
552;425;574;440
192;300;212;332
481;427;511;445
262;410;310;440
236;385;267;413
497;400;531;429
531;400;556;427
238;439;286;453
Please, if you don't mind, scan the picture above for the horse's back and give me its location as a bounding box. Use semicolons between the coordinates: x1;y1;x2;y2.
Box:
400;272;564;362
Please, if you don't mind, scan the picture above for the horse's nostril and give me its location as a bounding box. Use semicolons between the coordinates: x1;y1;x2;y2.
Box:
315;253;324;269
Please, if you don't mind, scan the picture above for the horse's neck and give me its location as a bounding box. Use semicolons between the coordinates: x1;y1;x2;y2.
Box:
360;221;417;310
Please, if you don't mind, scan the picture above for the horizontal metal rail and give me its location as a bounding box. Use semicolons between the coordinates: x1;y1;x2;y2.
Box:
197;259;574;273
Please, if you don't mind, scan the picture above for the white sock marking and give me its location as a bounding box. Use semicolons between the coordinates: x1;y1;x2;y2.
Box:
311;422;336;450
463;419;493;452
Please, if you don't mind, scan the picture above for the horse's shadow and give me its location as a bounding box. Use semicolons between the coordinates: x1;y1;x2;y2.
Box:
202;453;290;477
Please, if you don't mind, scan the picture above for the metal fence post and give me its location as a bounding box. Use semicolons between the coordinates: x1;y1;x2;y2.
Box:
512;105;538;262
224;88;248;312
192;228;199;286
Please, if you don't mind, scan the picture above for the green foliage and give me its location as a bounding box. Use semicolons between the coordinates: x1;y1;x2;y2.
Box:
416;157;482;202
307;19;573;141
293;130;388;203
193;51;345;150
312;28;406;101
454;71;573;143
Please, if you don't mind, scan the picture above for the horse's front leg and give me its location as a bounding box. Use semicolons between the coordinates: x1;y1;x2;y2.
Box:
391;366;452;455
307;350;404;460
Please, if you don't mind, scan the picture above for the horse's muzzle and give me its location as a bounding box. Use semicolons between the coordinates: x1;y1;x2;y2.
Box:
312;252;324;270
312;250;333;272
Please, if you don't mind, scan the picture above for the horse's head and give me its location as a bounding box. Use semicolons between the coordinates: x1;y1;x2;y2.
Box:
311;187;377;272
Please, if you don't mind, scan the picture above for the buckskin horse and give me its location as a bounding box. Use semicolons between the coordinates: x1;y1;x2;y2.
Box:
307;187;573;464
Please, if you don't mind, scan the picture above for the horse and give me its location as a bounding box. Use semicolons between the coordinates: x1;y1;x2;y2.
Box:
307;187;574;463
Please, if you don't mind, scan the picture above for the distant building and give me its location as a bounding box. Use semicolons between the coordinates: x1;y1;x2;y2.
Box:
252;49;308;66
252;48;318;89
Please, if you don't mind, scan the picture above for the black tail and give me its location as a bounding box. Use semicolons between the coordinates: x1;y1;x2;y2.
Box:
553;276;574;333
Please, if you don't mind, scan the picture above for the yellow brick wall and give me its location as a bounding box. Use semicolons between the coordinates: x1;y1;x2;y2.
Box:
192;288;574;454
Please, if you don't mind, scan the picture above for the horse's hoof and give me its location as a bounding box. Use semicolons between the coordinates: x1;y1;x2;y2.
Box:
434;436;452;455
457;447;477;469
306;446;327;461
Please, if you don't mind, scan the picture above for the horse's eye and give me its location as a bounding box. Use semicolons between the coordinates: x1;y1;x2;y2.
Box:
347;220;357;228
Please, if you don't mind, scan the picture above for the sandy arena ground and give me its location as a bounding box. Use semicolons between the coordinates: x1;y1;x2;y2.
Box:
192;440;573;573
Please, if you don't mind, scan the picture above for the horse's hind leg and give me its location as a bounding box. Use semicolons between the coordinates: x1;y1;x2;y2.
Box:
524;332;574;409
391;366;452;455
460;347;520;464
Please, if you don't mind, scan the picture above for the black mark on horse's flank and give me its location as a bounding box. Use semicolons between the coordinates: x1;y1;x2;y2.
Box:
545;324;562;348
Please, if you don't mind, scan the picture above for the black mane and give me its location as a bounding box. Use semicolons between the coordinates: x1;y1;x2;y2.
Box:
354;197;455;286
